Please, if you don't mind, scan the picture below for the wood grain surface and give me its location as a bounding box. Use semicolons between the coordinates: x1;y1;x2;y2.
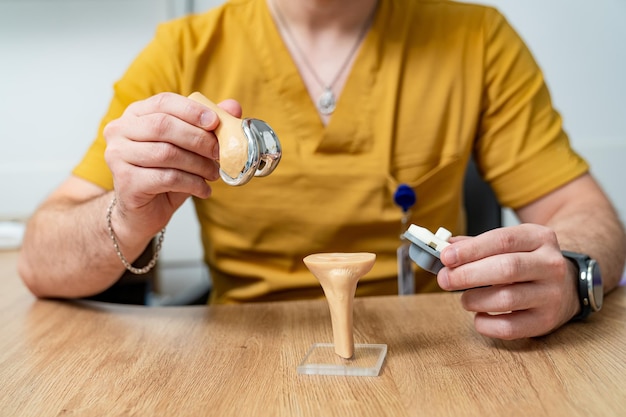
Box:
1;251;625;417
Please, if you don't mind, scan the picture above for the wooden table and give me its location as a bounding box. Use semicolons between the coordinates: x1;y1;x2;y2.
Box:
1;250;625;417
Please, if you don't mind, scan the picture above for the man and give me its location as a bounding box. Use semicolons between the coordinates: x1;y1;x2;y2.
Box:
18;0;626;340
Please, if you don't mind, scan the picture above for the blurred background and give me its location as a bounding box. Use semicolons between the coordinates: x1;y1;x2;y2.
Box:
1;0;625;289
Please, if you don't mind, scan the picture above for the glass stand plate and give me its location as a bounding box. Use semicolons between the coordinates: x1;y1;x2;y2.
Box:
297;343;387;376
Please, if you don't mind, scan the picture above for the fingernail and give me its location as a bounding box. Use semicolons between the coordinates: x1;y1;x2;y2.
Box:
200;111;214;128
438;268;450;290
442;246;458;266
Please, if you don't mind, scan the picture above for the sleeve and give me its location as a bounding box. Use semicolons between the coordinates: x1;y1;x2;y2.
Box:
475;8;589;209
71;20;187;190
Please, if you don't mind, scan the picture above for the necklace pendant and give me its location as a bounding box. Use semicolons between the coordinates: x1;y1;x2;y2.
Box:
317;87;337;115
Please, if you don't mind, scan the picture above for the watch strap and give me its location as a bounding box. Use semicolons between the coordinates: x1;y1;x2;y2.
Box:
562;250;592;321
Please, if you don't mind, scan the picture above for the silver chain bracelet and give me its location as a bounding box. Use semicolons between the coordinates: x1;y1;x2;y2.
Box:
106;196;166;275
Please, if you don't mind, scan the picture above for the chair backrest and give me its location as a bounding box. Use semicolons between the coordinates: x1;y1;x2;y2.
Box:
463;157;502;236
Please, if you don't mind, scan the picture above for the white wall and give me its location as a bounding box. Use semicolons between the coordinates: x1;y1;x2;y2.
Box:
1;0;171;216
1;1;625;267
0;0;217;264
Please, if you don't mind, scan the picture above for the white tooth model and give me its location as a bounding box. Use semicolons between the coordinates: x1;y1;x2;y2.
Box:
402;224;452;274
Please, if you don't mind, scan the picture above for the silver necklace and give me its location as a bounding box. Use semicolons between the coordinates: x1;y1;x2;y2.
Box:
271;1;377;115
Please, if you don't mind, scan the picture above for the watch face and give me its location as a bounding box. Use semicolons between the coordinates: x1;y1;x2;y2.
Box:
588;259;603;311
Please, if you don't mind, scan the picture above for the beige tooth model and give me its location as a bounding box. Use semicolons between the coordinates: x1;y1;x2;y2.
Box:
188;92;248;179
303;252;376;359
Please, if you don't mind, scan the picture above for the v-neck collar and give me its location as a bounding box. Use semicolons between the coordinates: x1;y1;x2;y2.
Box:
252;0;386;155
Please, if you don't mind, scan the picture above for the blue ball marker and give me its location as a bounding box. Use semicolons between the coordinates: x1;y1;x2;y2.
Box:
393;184;416;212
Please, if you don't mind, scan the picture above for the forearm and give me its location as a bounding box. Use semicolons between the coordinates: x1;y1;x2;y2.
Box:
548;203;625;292
18;192;153;299
518;175;626;292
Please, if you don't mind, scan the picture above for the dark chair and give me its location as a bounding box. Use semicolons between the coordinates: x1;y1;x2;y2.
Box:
463;157;502;236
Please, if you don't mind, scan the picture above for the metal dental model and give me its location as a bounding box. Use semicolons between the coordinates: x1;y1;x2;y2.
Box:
188;92;282;186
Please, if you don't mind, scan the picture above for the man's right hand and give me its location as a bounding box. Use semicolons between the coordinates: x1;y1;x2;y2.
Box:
103;92;241;241
18;92;243;299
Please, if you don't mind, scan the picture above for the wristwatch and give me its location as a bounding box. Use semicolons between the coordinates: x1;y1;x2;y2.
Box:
562;250;603;320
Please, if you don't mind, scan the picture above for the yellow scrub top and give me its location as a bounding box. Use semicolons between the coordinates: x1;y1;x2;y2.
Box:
73;0;588;303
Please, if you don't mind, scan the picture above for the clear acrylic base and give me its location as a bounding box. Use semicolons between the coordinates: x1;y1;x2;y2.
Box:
297;343;387;376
